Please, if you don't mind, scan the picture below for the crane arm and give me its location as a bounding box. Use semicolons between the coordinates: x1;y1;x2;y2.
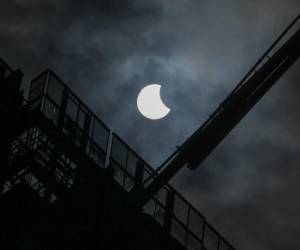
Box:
131;15;300;208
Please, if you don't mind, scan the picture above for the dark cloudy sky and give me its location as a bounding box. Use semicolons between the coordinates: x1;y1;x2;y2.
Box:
1;1;300;249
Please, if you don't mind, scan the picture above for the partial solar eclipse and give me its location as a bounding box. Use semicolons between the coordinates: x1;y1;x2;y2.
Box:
137;84;170;120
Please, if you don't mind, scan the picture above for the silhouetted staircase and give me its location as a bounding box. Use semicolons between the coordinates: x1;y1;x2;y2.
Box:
0;59;234;250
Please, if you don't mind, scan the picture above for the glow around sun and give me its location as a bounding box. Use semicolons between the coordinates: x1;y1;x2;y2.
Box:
137;84;170;120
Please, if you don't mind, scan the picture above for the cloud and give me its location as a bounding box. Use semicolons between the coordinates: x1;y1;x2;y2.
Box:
1;1;300;249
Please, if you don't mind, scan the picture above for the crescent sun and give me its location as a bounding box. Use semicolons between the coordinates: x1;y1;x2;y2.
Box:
137;84;171;120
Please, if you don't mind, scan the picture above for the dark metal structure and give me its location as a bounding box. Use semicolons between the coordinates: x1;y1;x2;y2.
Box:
0;62;234;249
0;15;299;250
135;14;300;207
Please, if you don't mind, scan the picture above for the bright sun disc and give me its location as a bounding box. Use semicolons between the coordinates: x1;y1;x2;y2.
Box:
137;84;170;120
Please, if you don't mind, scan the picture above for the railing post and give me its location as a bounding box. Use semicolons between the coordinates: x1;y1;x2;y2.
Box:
57;88;68;130
0;138;9;194
185;208;191;247
217;237;220;250
80;114;91;153
134;162;144;189
129;162;145;210
201;222;207;249
163;190;175;233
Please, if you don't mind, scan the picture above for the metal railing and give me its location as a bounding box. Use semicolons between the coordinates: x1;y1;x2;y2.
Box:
0;57;13;78
110;134;234;250
28;70;110;168
27;70;235;250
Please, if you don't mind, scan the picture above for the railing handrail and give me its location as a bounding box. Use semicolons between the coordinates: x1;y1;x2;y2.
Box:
0;57;13;73
27;69;235;250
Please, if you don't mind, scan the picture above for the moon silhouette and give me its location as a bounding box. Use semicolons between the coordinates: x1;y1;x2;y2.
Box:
137;84;170;120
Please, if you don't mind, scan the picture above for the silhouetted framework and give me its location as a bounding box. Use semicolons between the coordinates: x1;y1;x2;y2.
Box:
0;62;234;249
1;15;299;250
